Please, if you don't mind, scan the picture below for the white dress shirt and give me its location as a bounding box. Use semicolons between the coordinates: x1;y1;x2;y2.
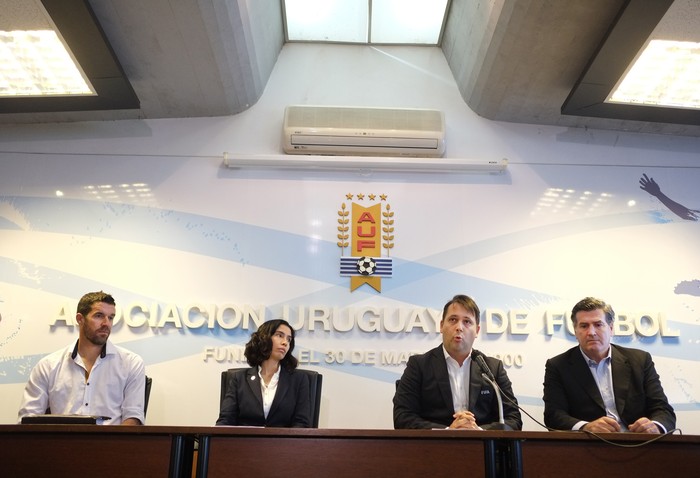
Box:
18;340;145;425
259;365;281;418
443;346;472;413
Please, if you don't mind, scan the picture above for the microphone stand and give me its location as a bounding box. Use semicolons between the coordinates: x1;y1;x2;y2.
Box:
480;372;511;431
474;353;513;431
474;352;521;478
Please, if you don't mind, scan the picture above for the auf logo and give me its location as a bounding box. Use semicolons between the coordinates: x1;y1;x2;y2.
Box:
337;193;394;292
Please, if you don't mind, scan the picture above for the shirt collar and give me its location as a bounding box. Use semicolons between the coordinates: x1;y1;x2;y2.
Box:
579;345;611;366
71;339;108;359
257;364;281;383
442;345;472;367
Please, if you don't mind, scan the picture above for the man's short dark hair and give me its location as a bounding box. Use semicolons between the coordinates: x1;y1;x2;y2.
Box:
442;294;481;325
77;291;116;317
570;297;615;325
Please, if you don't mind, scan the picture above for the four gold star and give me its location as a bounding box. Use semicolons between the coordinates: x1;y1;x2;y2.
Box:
345;193;388;201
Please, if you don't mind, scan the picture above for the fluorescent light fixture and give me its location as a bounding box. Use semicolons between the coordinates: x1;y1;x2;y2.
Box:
0;29;94;97
222;153;508;173
607;40;700;109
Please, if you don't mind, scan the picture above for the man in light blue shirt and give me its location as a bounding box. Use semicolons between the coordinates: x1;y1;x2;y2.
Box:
543;297;675;433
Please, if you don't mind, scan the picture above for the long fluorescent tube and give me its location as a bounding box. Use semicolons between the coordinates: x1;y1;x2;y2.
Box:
222;154;508;173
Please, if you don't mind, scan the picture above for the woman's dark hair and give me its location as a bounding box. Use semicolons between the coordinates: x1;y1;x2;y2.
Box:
244;319;298;371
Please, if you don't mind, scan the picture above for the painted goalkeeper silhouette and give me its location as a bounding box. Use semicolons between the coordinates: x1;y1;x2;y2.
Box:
639;174;699;221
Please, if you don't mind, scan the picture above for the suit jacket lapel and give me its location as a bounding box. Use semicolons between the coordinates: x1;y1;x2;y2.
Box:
468;359;482;411
245;368;263;408
610;345;631;416
269;369;289;416
430;347;454;411
569;348;606;411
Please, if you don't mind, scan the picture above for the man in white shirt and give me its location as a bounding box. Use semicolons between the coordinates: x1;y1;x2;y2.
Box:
18;291;145;425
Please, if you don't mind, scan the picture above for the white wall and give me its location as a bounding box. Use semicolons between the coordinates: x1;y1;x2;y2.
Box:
1;44;699;432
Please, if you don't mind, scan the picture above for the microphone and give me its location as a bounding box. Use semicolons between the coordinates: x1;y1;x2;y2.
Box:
473;350;511;430
474;351;496;382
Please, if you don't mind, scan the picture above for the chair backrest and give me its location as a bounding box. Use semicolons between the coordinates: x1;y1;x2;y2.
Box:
220;368;322;428
144;375;153;416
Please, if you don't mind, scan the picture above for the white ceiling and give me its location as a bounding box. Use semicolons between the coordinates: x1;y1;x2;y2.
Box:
1;0;699;137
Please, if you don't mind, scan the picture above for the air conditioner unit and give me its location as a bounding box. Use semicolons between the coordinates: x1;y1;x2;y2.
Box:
283;105;445;157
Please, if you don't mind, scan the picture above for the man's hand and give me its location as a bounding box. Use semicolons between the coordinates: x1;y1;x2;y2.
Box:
120;417;142;426
628;417;661;434
582;416;621;433
449;410;479;429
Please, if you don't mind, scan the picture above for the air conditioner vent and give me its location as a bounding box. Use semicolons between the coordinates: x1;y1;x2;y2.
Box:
283;105;445;157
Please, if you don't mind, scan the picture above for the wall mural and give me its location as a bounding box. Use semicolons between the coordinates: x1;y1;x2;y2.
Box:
1;157;699;431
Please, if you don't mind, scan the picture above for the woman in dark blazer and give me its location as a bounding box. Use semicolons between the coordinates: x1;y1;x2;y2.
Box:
216;319;311;427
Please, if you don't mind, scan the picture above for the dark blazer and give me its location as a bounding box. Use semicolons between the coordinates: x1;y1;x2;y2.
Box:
393;346;522;430
216;367;311;427
543;344;675;432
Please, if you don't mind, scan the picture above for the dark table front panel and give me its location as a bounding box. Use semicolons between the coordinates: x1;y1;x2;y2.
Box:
517;431;700;478
202;429;487;478
0;425;189;478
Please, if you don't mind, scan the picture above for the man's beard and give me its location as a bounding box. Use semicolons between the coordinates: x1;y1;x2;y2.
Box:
84;325;110;345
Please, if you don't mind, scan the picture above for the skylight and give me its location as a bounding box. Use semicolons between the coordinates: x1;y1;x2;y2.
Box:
283;0;450;45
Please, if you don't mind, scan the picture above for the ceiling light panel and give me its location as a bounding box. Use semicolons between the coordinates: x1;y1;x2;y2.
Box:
607;40;700;109
0;30;94;97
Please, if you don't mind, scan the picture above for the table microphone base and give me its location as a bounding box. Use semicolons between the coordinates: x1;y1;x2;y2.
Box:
487;423;513;431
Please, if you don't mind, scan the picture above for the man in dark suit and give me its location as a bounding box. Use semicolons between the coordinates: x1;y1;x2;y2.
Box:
393;294;522;430
543;297;675;433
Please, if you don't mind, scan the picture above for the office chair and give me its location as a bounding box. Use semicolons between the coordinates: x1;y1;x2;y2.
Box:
219;368;323;427
144;375;153;416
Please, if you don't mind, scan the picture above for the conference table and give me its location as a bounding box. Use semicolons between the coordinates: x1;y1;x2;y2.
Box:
1;425;698;478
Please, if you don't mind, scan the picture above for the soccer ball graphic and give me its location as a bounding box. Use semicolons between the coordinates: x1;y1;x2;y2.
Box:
356;257;376;276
